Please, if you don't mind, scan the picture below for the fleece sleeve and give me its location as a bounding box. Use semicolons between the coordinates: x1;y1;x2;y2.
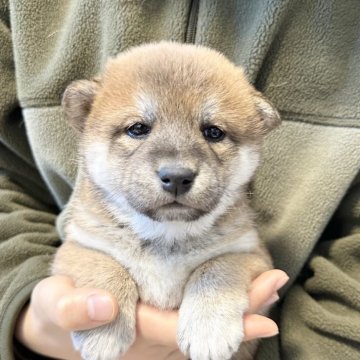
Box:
280;173;360;360
0;2;60;359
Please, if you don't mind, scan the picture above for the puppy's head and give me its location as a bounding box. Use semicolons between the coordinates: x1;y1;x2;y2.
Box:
63;42;280;224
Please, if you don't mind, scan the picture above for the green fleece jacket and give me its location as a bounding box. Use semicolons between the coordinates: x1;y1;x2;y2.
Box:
0;0;359;359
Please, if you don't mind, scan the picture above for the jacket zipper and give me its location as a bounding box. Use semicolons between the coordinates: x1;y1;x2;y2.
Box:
185;0;200;43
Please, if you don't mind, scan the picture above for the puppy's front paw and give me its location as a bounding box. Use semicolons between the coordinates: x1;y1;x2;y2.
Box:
71;313;136;360
177;295;247;360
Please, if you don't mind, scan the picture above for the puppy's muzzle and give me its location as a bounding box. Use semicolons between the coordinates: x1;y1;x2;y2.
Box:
158;167;196;196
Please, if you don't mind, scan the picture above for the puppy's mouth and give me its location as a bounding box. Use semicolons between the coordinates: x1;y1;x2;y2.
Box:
162;201;187;209
143;200;207;222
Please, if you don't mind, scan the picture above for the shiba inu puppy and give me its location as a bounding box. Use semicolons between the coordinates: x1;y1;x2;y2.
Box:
52;42;280;360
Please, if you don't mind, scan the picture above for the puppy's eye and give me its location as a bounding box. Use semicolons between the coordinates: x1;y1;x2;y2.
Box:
127;123;151;138
202;126;225;142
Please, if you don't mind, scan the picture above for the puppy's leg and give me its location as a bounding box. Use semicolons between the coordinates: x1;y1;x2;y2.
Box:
177;248;272;360
52;241;138;360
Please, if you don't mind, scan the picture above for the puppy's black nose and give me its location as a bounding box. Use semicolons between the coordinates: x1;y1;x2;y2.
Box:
158;167;196;196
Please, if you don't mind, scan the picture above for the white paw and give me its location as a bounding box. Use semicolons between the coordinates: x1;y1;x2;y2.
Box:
71;314;136;360
177;297;247;360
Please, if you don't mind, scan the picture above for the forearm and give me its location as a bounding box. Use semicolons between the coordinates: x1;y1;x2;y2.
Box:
0;175;60;360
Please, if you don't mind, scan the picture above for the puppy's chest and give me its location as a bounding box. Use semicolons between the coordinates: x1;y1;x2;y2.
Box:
111;236;222;309
112;235;240;309
125;252;195;309
69;221;204;308
70;218;257;309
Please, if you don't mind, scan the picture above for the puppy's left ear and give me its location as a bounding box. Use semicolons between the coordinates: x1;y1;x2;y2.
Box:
254;92;281;133
62;78;101;133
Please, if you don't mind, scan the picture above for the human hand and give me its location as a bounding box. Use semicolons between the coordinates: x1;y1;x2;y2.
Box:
15;275;118;360
244;268;289;340
15;270;288;360
15;275;183;360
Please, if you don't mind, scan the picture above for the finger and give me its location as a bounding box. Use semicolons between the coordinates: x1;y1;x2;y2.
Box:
247;269;289;314
243;314;278;342
136;303;179;348
32;275;118;331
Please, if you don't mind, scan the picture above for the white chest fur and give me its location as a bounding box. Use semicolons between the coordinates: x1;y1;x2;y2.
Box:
67;222;258;309
127;253;194;309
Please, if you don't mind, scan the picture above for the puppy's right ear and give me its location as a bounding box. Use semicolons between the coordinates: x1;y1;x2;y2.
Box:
62;78;101;133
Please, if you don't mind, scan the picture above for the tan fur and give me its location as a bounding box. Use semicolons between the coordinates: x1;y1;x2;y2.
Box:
52;42;280;360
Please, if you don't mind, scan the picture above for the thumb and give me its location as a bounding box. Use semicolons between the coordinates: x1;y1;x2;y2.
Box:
32;275;119;331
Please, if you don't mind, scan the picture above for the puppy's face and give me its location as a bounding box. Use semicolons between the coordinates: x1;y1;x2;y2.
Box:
64;43;280;223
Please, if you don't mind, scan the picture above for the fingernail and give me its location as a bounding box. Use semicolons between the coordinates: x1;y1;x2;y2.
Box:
260;328;279;338
263;293;280;307
87;295;114;322
275;274;289;291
